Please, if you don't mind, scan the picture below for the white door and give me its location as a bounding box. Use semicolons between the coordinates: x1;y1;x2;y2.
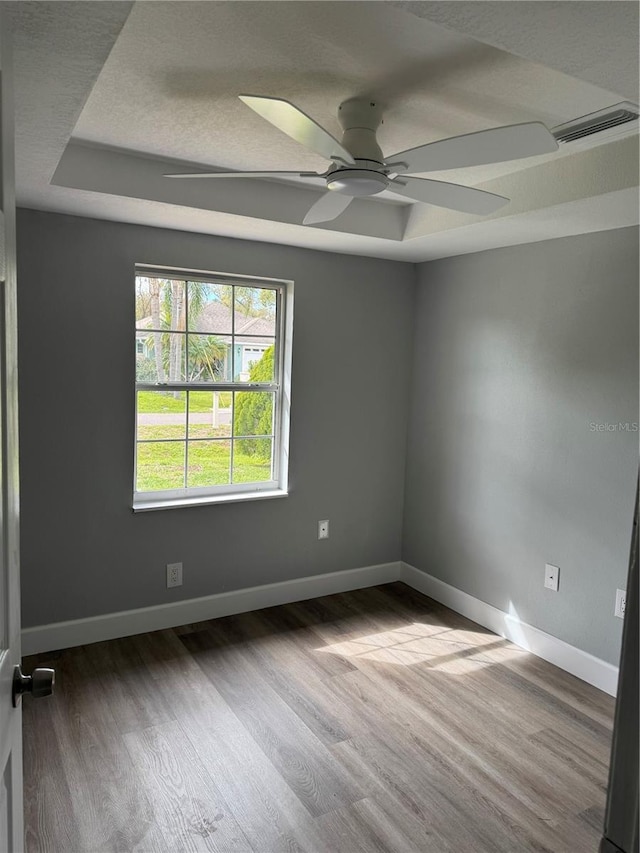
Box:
0;12;24;852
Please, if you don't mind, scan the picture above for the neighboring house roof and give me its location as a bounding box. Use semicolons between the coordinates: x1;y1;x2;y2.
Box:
136;301;274;341
197;301;274;338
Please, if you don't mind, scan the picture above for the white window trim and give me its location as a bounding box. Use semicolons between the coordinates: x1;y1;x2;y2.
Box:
133;265;293;511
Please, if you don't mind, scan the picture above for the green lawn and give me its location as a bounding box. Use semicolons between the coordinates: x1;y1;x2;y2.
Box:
136;438;272;491
137;423;231;441
137;390;232;413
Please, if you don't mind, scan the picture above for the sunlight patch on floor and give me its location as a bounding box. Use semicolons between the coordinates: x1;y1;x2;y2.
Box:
316;622;528;672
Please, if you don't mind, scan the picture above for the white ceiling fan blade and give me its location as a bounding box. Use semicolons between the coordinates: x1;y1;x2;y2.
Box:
303;192;354;225
165;170;324;179
239;95;356;166
387;122;558;174
390;176;509;215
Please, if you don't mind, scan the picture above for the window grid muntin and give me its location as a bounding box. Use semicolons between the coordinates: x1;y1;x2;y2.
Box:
138;427;274;488
136;274;278;383
135;433;276;492
135;269;284;499
136;390;278;436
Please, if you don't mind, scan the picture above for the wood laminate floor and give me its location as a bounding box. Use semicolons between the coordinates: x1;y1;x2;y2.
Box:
22;583;614;853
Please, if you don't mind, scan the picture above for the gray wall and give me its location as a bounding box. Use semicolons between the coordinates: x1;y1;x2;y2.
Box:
403;227;639;665
17;209;415;628
17;209;639;666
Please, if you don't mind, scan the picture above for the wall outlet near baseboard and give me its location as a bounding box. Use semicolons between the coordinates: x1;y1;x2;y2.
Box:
318;519;329;540
167;562;183;588
615;588;626;619
544;563;560;591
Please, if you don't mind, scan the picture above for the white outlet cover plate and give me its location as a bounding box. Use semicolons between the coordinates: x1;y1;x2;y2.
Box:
318;520;329;540
544;563;560;591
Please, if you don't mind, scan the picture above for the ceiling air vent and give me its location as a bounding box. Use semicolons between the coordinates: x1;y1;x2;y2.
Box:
552;102;639;144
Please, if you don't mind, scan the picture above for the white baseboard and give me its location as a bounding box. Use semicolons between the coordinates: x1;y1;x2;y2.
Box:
22;559;619;696
21;561;402;657
400;562;619;697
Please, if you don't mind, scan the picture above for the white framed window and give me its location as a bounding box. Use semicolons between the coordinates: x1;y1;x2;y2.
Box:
133;265;293;511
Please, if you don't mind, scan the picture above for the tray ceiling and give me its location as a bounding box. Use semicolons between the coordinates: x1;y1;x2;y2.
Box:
7;1;639;261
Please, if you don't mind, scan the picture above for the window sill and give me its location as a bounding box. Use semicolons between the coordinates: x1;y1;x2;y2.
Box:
133;488;288;513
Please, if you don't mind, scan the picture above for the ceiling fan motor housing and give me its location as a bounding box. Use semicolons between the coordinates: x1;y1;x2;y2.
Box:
338;98;385;163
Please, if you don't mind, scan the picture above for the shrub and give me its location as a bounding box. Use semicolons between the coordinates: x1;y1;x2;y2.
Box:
234;346;274;459
135;356;159;382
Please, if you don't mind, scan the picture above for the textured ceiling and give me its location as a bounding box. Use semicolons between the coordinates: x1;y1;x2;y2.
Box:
7;1;640;261
73;1;614;176
393;1;639;103
7;2;133;192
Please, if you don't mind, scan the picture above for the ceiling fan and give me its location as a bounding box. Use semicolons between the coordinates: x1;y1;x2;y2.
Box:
165;95;559;225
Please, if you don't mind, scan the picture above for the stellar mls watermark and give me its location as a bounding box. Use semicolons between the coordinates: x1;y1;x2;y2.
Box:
589;422;639;432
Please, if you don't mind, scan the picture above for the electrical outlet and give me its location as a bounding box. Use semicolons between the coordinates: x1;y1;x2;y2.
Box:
615;588;626;619
544;563;560;592
167;562;183;588
318;519;329;540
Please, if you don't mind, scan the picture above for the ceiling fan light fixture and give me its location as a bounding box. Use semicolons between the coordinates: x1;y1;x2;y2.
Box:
326;169;389;197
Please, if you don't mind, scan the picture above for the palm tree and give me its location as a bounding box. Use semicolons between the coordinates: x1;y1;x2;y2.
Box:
147;277;166;383
146;280;225;384
186;334;227;381
168;280;184;381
